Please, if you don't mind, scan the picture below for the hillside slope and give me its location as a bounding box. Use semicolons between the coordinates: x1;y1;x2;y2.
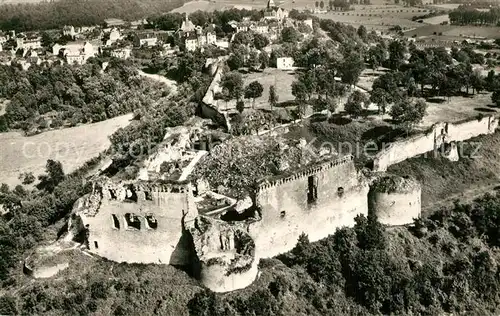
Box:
388;130;500;211
0;0;184;31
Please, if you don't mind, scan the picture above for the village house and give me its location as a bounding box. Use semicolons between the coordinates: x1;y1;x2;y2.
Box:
104;18;126;28
276;57;294;70
263;0;289;21
250;22;269;35
16;35;42;51
110;46;132;59
63;25;76;38
105;28;122;46
52;41;96;65
134;32;158;47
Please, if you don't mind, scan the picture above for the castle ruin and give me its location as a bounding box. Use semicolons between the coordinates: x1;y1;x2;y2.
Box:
64;115;500;293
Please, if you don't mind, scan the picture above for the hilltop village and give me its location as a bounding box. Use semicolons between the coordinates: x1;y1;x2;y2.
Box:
4;0;500;314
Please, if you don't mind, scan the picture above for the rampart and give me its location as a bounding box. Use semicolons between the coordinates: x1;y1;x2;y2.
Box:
248;155;370;258
373;115;499;172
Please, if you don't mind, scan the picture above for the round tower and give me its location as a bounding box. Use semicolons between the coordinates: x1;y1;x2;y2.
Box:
368;174;421;226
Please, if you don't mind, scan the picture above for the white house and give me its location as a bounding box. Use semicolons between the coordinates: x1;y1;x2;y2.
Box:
277;57;294;70
134;33;158;47
63;25;76;38
16;36;42;51
111;47;132;59
53;41;96;65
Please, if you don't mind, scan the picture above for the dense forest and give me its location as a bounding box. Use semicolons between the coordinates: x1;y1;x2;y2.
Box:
0;0;184;31
449;7;500;25
0;58;172;134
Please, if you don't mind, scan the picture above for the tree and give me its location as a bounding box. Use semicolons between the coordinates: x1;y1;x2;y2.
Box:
253;33;269;50
339;53;365;87
281;27;302;43
227;52;244;71
388;40;406;71
390;98;427;131
357;25;367;41
345;90;368;118
19;172;36;185
244;81;264;108
269;85;278;110
370;88;389;114
36;159;65;192
292;81;308;104
367;44;385;70
220;71;244;103
259;50;270;69
492;90;500;107
236;100;245;113
320;0;325;9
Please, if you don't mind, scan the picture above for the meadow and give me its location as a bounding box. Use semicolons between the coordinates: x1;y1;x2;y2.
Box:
0;114;133;187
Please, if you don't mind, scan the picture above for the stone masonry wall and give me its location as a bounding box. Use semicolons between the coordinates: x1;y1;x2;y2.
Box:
248;156;369;259
368;190;421;226
80;188;198;265
373;115;499;172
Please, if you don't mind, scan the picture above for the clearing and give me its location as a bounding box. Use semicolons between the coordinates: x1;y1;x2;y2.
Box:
242;68;296;110
421;93;494;127
0;113;133;187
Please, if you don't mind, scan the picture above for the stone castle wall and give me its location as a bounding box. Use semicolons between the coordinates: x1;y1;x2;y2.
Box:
77;182;198;265
248;156;369;258
373;115;499;172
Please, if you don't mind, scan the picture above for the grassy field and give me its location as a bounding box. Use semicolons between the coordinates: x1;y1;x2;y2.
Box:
315;5;430;30
422;14;449;25
0;113;133;187
405;24;500;39
421;92;494;127
242;68;296;109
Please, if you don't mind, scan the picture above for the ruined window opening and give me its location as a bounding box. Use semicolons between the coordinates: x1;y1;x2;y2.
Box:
109;189;117;200
111;214;120;229
171;187;180;193
124;213;141;230
94;241;99;249
144;191;152;201
337;187;344;197
307;175;318;204
124;185;138;202
280;211;286;218
145;214;158;230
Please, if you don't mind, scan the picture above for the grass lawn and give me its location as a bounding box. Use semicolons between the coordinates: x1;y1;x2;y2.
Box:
0;113;133;187
421;92;494;128
242;68;297;110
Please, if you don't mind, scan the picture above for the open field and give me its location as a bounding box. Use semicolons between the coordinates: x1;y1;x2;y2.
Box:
421;93;493;127
315;5;429;30
422;14;449;25
243;68;296;109
0;113;133;187
405;25;500;39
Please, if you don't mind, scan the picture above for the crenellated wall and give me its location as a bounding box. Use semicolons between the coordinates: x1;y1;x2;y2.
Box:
249;155;369;259
373;116;499;172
